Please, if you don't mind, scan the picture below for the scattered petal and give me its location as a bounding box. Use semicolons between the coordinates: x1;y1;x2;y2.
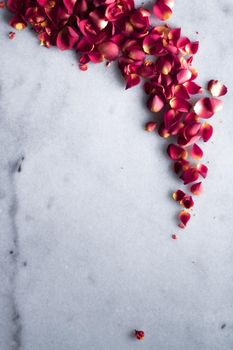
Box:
172;234;178;240
145;121;157;132
153;0;173;21
180;167;199;185
172;189;185;201
8;31;15;39
180;195;194;209
179;210;191;227
135;330;144;341
167;144;188;161
200;122;213;142
207;80;227;97
147;94;165;113
197;163;208;178
191;143;203;160
190;182;203;195
194;98;223;118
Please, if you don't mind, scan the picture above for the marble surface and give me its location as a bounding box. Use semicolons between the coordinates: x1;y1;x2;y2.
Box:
0;1;233;349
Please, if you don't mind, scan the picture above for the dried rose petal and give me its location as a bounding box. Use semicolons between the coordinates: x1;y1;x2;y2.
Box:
135;330;144;341
8;31;15;39
176;69;192;84
147;94;165;113
180;167;199;185
145;121;157;132
9;15;27;30
191;144;203;160
180;195;194;209
190;182;203;195
184;81;203;95
56;26;79;51
153;0;173;21
197;164;208;178
170;97;191;113
200;122;213;142
167;144;188;161
172;189;185;201
207;80;227;97
0;1;5;8
98;41;120;60
194;98;223;118
178;210;191;227
172;234;178;240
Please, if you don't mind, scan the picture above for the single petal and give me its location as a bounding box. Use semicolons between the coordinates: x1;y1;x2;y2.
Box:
170;97;191;113
174;85;190;100
147;94;165;112
153;0;172;21
167;144;188;161
180;167;199;185
172;189;185;202
145;121;157;132
176;69;192;84
9;14;27;30
180;195;194;209
125;74;140;90
98;41;120;60
191;143;203;160
178;210;191;227
172;234;178;240
190;182;203;195
194;98;223;118
207;80;228;97
56;26;79;51
185;41;199;55
197;164;208;178
200;122;213;142
184;81;203;95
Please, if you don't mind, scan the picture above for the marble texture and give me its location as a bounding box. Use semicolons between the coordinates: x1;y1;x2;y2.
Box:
0;1;233;349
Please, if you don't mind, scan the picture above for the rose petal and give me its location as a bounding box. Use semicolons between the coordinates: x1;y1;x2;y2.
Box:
191;143;203;160
184;81;203;95
180;167;199;185
167;144;188;161
197;163;208;178
172;189;185;201
98;41;120;60
176;69;192;84
200;122;213;142
145;121;157;132
170;97;191;113
207;80;228;97
194;98;223;118
178;210;191;227
147;94;165;112
190;182;203;195
153;0;172;21
56;26;79;51
180;195;194;209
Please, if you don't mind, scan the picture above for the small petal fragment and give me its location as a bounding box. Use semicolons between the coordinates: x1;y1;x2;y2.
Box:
207;80;227;97
191;144;203;160
145;121;157;132
8;31;16;40
194;98;223;118
200;122;213;142
147;94;164;113
180;195;194;209
190;182;203;195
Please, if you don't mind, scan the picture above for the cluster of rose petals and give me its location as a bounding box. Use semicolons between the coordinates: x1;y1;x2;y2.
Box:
6;0;227;230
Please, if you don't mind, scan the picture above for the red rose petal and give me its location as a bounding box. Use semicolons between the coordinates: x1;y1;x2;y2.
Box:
172;189;185;201
167;144;188;161
180;195;194;209
180;167;199;185
145;121;157;132
153;0;173;21
207;80;228;97
56;26;79;51
191;143;203;160
200;122;213;142
178;210;191;227
194;98;223;118
176;69;192;84
190;182;203;195
197;163;208;178
147;94;165;113
170;97;191;113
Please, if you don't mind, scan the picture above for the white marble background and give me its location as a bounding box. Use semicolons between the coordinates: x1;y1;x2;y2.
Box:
0;1;233;349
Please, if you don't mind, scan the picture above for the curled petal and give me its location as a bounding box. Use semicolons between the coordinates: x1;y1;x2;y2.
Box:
194;98;223;118
125;74;140;89
153;0;173;21
180;195;194;209
145;121;157;132
190;182;203;196
172;189;185;202
180;167;199;185
147;94;165;112
143;33;161;54
179;210;191;227
170;97;191;113
156;56;173;75
174;85;189;99
174;159;189;174
200;122;213;142
207;80;228;97
197;164;208;178
167;144;188;161
176;69;192;84
184;81;203;95
185;41;199;54
191;143;203;160
9;14;27;30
